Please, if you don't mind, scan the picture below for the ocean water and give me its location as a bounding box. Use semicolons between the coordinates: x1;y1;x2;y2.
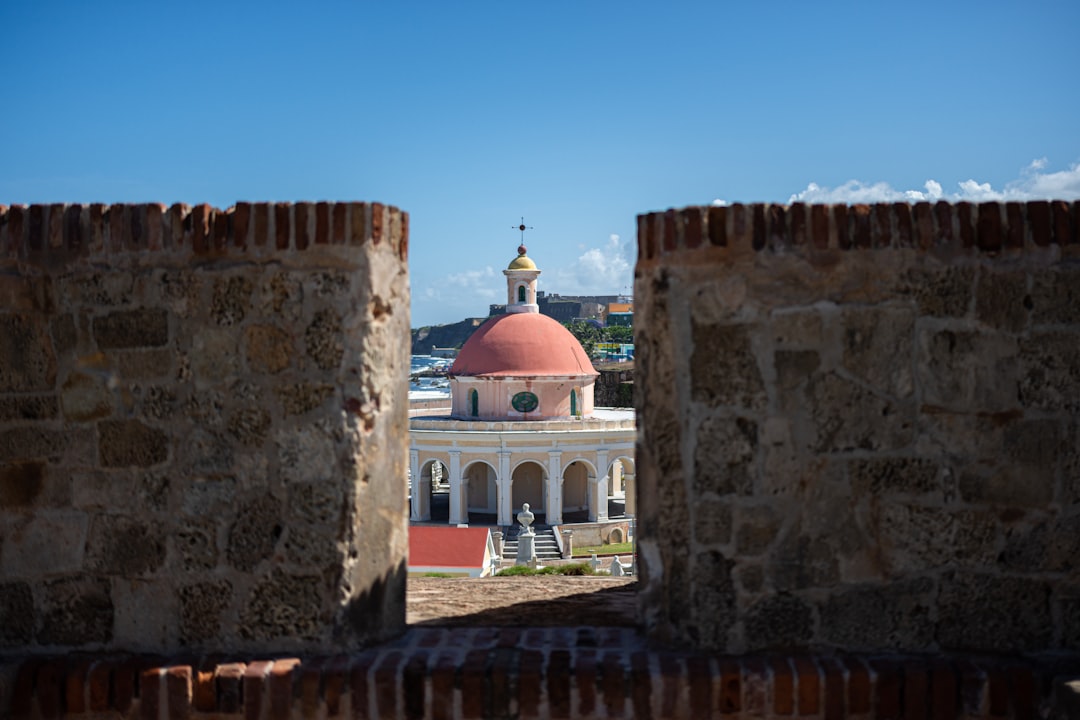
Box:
409;355;451;400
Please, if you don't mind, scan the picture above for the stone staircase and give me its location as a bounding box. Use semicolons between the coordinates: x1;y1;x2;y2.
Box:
500;524;562;561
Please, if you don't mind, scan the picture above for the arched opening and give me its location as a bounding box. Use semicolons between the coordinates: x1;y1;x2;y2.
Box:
561;459;593;523
511;461;545;519
570;388;577;416
414;458;450;522
462;461;498;525
469;388;478;417
517;285;526;303
607;456;636;518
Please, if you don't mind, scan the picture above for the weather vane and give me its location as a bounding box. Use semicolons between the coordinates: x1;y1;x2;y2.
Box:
512;217;533;244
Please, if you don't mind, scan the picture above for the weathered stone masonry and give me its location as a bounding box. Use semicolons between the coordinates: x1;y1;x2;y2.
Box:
0;202;410;654
635;200;1080;655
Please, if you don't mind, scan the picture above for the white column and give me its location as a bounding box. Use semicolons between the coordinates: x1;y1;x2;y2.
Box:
592;450;609;521
624;472;636;517
497;450;513;526
409;450;421;521
448;451;463;525
546;451;563;525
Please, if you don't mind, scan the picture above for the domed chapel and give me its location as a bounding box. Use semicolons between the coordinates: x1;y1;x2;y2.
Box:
408;240;635;528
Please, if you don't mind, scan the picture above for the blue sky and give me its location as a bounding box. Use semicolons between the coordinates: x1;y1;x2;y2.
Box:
3;2;1078;327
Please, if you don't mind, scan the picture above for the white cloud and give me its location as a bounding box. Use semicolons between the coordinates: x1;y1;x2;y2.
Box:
444;266;498;299
711;198;729;206
787;159;1080;204
548;233;633;297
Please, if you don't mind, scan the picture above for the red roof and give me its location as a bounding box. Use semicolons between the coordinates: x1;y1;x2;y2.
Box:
450;313;597;377
409;526;491;569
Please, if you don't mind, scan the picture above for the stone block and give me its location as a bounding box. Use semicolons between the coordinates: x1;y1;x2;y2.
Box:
245;325;292;374
112;578;178;650
692;497;732;546
0;426;70;463
1018;331;1080;412
769;532;839;591
0;461;46;509
226;407;272;447
742;593;813;651
849;457;951;500
0;510;88;576
92;308;168;349
937;572;1052;652
239;570;323;642
227;496;283;571
305;310;344;370
282;526;342;571
840;306;914;398
138;473;170;512
190;329;241;384
211;276;253;326
58;272;133;306
877;505;998;572
288;482;344;525
916;329;1019;412
0;274;54;312
805;373;913;453
183;429;233;475
61;371;113;421
1000;515;1080;573
179;580;232;645
690;321;766;410
687;550;736;649
112;349;172;379
38;575;113;646
86;515;166;576
50;314;77;356
692;415;756;496
0;313;57;392
0;581;33;645
276;428;336;483
975;270;1029;333
0;394;58;421
819;577;934;650
98;420;168;467
959;465;1054;507
735;505;781;556
897;266;974;317
774;350;820;396
1029;267;1080;326
181;476;236;516
71;471;135;510
175;519;219;571
275;383;334;416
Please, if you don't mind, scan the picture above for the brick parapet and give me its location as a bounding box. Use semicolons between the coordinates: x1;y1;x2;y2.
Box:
0;202;409;268
3;627;1078;718
637;201;1079;262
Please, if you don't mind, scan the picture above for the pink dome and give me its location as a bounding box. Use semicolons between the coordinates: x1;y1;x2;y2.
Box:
450;313;597;378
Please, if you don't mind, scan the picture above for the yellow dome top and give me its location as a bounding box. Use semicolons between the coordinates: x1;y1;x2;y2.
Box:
508;254;537;270
507;244;537;270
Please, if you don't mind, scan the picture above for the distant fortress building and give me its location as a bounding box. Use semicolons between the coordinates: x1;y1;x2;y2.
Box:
409;243;635;527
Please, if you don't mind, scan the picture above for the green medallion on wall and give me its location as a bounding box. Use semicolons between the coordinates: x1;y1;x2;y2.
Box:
511;391;539;413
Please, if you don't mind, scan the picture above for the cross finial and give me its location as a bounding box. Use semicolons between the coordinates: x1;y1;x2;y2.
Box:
512;217;533;244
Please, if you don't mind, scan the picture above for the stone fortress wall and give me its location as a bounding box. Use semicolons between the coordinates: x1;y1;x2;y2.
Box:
0;202;410;654
635;200;1080;654
2;199;1079;717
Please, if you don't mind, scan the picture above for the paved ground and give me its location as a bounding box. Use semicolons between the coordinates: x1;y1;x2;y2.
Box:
407;576;637;627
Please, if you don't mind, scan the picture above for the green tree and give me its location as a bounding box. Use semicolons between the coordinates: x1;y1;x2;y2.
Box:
602;325;633;344
563;320;601;357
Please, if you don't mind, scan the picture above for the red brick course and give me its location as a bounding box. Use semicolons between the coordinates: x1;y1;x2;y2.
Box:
0;202;408;268
3;629;1075;718
636;201;1079;261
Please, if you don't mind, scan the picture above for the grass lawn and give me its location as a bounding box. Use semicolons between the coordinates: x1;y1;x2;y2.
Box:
572;542;634;557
